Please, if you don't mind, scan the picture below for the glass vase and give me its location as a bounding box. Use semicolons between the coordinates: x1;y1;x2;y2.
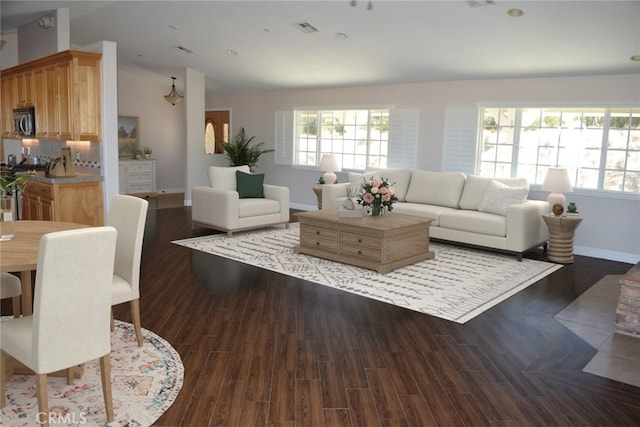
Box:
0;196;16;241
371;204;384;217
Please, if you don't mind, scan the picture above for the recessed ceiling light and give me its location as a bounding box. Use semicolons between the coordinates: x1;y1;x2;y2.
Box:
335;32;348;39
507;8;524;17
631;55;640;62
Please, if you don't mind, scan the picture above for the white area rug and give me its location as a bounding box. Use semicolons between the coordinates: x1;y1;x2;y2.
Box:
1;320;183;427
174;223;561;323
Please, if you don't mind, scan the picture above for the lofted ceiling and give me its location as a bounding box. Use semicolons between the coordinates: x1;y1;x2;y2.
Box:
1;1;639;96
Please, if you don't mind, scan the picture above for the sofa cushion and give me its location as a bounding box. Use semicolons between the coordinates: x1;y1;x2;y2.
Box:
238;198;280;218
392;202;458;227
405;170;466;208
236;171;264;198
438;210;507;237
459;176;529;211
348;171;380;189
208;165;251;190
478;180;529;216
365;167;412;201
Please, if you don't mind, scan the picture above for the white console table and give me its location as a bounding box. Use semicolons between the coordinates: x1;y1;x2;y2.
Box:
119;159;156;196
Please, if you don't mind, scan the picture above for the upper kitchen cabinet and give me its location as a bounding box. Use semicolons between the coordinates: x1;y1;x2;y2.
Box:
1;50;102;141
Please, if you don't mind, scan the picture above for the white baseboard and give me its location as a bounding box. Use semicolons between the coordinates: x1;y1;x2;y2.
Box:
574;246;639;265
291;202;316;211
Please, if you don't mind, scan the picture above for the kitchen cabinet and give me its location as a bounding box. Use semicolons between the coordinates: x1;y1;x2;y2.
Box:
21;179;104;226
119;159;157;195
1;50;102;141
15;71;35;108
1;75;17;138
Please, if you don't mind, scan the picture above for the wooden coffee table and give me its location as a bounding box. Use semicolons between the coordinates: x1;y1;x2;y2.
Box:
294;209;434;274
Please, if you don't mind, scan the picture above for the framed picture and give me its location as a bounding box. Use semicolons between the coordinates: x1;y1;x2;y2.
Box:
118;115;139;157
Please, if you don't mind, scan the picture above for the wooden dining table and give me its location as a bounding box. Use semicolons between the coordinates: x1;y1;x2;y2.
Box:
0;220;89;316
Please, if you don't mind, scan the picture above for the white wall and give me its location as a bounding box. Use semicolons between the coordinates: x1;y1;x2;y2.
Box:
117;65;186;194
17;8;69;63
207;74;640;263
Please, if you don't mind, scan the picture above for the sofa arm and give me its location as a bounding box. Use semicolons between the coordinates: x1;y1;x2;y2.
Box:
321;183;351;210
191;186;240;228
505;200;549;252
264;184;290;222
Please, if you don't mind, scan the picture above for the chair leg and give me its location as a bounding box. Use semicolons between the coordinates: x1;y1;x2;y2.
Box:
36;373;50;427
12;296;21;318
0;350;6;408
100;354;114;423
66;367;74;385
130;299;143;346
110;309;115;332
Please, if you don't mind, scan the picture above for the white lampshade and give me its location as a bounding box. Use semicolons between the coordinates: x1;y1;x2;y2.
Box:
542;167;572;212
319;154;341;184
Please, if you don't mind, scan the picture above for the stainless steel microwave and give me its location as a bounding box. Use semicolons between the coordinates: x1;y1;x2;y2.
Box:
13;107;36;137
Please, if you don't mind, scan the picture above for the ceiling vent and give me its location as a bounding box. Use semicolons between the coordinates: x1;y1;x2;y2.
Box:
466;0;495;6
293;22;319;33
174;45;194;54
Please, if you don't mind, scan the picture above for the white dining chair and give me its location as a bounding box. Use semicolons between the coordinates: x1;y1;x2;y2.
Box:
0;272;21;317
107;194;149;346
0;226;117;426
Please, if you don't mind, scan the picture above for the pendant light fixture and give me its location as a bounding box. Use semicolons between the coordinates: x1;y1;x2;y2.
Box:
164;76;183;105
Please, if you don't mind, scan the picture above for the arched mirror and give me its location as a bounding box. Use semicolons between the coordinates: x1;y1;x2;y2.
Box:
205;120;216;154
204;110;230;154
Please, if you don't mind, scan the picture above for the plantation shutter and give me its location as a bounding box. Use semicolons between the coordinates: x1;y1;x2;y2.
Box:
274;111;294;165
387;109;419;169
442;107;479;175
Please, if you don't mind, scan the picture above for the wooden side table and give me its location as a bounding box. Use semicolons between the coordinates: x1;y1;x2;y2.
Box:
312;185;323;210
542;214;583;264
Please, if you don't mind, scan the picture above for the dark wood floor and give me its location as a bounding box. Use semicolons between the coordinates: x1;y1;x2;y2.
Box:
110;205;639;426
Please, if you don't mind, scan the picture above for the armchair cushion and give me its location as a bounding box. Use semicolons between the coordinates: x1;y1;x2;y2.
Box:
236;171;265;198
207;165;251;190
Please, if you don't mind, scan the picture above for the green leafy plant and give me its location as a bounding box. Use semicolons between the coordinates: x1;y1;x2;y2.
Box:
221;128;274;171
0;169;33;196
143;146;153;155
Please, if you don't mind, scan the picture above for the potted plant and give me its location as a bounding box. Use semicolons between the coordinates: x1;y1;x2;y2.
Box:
0;169;32;196
134;149;143;159
221;127;274;171
1;169;32;240
143;146;153;158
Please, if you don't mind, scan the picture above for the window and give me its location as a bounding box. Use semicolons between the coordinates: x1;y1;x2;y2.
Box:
294;108;390;170
276;108;418;170
478;107;640;194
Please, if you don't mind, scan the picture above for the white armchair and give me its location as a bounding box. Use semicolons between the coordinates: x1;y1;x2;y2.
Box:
192;165;290;236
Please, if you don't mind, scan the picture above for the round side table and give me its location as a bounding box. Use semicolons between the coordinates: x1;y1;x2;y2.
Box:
312;185;323;210
542;214;583;264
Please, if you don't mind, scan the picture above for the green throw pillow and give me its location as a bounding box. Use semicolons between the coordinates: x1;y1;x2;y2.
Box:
236;171;264;198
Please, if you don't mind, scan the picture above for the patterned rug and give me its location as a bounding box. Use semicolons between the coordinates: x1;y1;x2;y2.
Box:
173;223;562;323
1;320;183;426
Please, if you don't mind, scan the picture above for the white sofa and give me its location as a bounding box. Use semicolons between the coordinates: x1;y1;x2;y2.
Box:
321;168;549;260
192;165;290;236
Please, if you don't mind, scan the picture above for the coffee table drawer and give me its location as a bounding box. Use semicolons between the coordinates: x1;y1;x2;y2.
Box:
300;235;338;253
341;232;381;249
302;225;338;241
341;244;381;262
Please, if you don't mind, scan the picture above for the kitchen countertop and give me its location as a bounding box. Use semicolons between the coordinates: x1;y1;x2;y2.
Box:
18;171;103;184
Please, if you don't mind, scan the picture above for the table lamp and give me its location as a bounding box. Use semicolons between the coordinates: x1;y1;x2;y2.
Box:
542;167;572;212
319;154;341;184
